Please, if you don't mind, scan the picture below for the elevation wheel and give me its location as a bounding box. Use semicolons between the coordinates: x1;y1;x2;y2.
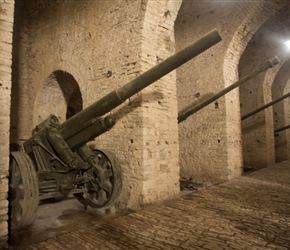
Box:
75;149;122;208
9;152;39;230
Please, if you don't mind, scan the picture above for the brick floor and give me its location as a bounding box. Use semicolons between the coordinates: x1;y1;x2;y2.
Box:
9;161;290;249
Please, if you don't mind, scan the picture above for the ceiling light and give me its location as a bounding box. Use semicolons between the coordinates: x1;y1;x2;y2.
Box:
284;40;290;49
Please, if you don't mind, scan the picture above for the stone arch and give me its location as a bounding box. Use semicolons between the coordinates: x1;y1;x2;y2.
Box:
223;2;289;83
141;0;182;69
224;2;290;171
175;1;230;183
272;58;290;162
174;1;290;183
33;70;82;126
132;0;182;204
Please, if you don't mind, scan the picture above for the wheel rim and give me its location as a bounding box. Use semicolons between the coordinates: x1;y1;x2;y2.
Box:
9;152;39;229
76;149;122;208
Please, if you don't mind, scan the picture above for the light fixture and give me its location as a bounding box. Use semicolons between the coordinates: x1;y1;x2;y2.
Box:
284;40;290;49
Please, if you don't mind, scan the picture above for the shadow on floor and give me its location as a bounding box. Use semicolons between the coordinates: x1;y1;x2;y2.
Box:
9;197;118;247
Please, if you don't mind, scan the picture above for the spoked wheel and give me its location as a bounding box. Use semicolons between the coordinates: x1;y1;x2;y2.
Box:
75;149;122;208
9;152;39;230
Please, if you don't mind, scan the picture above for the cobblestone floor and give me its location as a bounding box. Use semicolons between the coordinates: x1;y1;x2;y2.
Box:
9;161;290;249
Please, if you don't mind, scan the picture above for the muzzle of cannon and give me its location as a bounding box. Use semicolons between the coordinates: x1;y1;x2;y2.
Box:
178;56;280;123
9;29;222;230
241;92;290;121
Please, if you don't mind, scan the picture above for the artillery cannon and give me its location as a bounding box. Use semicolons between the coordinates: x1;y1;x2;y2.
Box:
274;124;290;134
9;29;222;229
243;92;290;137
177;56;280;190
241;92;290;120
178;56;280;123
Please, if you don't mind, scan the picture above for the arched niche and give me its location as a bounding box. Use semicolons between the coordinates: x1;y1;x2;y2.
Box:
176;0;290;183
33;70;83;126
239;5;290;169
272;58;290;162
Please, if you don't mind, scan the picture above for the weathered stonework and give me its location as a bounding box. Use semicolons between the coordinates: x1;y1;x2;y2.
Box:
272;59;290;162
10;0;182;212
240;5;290;169
2;0;290;247
0;0;14;248
176;1;289;184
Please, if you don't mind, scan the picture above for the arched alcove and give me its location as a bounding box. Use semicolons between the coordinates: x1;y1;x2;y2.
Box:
271;58;290;162
239;5;290;169
176;0;289;184
33;71;82;126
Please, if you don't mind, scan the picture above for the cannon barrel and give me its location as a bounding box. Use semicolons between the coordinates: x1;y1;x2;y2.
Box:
178;56;280;123
57;29;222;144
274;124;290;134
241;92;290;121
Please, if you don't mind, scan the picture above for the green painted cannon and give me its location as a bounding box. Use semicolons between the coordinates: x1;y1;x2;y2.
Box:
9;29;222;229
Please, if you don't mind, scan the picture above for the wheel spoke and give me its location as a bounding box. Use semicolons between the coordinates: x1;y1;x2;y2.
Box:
97;190;106;204
98;156;107;168
11;198;23;225
14;200;23;217
15;185;24;199
12;208;21;223
75;149;122;208
100;181;113;194
104;169;113;178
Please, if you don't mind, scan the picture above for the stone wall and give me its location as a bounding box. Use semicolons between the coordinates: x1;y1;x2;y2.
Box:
3;0;290;247
0;0;14;248
240;4;290;169
272;59;290;162
10;0;29;147
135;0;182;204
176;1;289;183
11;0;182;211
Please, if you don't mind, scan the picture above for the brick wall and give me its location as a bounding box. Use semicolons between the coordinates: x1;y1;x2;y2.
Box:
6;0;290;245
272;59;290;162
138;0;182;204
0;0;14;248
240;4;290;169
11;0;182;211
176;1;289;183
176;1;241;184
